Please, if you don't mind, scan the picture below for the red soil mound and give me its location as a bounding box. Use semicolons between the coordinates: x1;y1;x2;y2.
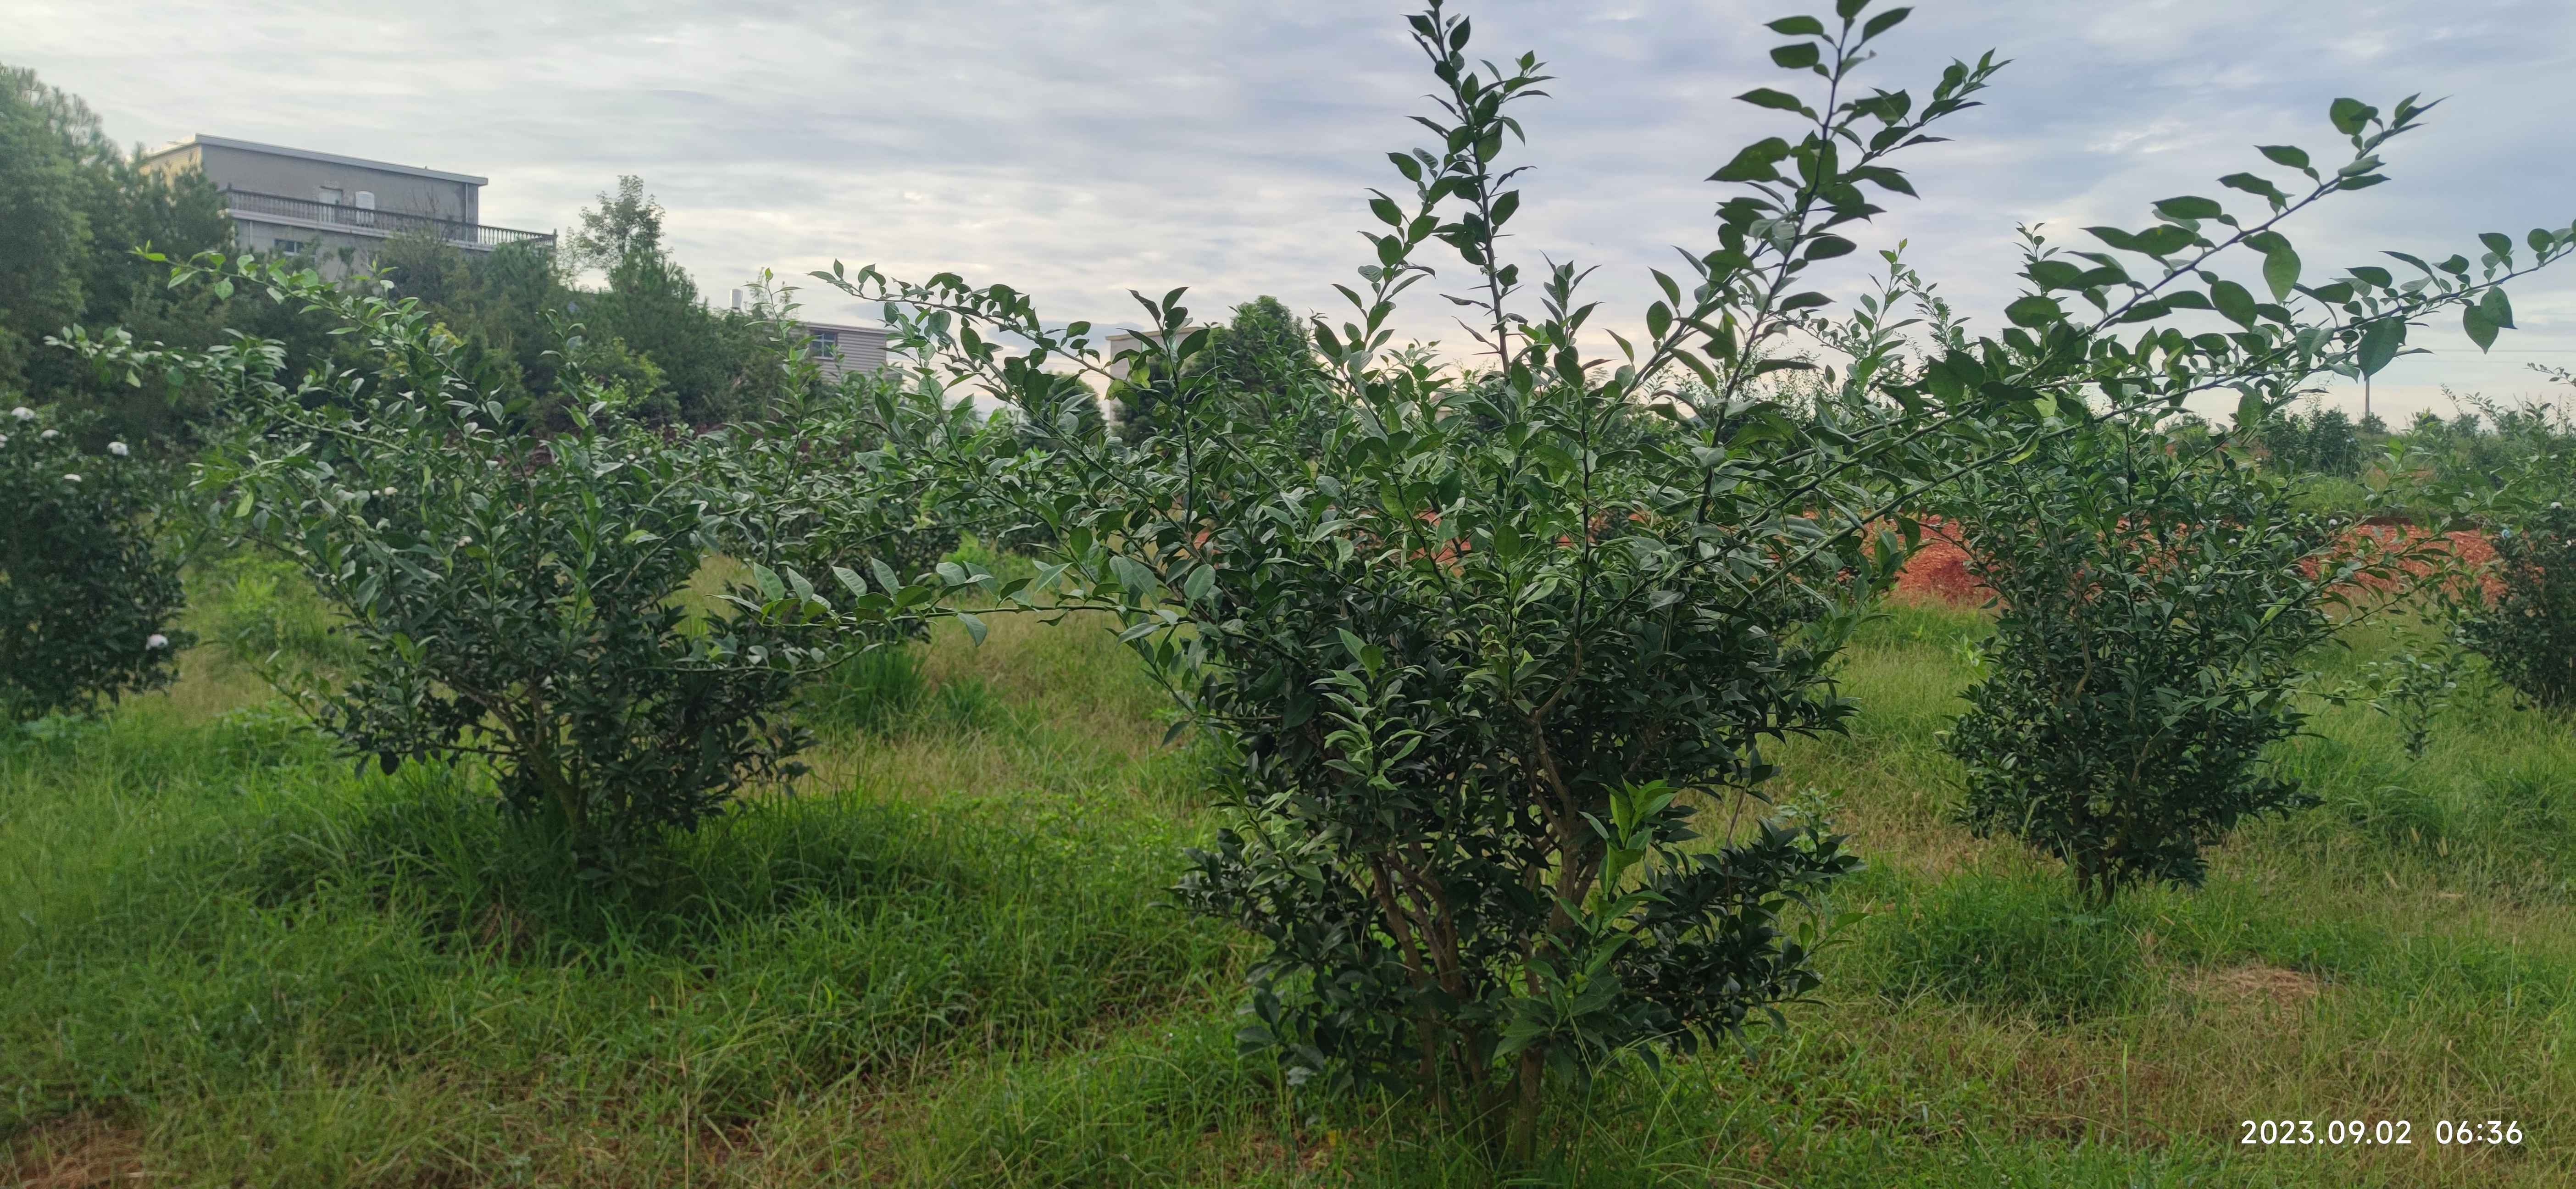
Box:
1888;518;2500;609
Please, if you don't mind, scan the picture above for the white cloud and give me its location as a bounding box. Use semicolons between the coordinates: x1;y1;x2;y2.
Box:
8;0;2573;421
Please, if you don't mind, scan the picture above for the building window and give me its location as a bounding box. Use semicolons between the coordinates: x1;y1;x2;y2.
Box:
273;238;305;254
807;330;840;358
318;185;343;206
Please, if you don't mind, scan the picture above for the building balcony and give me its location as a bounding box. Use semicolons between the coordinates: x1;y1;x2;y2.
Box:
219;187;555;251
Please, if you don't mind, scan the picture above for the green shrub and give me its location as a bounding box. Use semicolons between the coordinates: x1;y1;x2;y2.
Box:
0;404;191;721
2360;639;2469;760
70;259;969;869
1109;295;1317;451
839;1;1999;1158
1942;419;2382;902
2464;502;2576;710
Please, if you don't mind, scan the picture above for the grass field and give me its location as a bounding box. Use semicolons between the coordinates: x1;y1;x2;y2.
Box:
5;574;2570;1186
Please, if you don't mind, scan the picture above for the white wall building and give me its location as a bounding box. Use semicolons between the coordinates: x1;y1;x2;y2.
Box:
138;135;554;267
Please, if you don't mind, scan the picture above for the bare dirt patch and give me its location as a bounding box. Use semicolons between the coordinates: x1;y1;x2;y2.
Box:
6;1117;150;1189
2176;961;2325;1011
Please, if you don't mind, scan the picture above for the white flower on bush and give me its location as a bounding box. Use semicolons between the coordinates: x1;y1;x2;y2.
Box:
9;406;31;422
40;428;59;440
146;633;169;650
61;473;81;483
107;441;129;456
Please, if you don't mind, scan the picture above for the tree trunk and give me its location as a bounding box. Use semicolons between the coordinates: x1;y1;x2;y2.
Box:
1504;1045;1546;1162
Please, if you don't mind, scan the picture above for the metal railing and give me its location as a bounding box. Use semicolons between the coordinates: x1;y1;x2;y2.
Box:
219;187;555;249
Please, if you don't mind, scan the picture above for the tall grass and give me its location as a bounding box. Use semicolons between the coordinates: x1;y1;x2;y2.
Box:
6;580;2572;1185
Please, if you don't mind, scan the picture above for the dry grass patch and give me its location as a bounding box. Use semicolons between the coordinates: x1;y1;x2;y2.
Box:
5;1117;149;1189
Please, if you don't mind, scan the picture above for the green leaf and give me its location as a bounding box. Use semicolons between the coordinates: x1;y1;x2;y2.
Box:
1736;88;1809;113
2209;279;2258;329
1842;165;1916;196
2257;144;2311;171
2005;295;2064;328
1861;6;1910;37
955;611;988;647
1770;43;1821;69
2218;172;2288;210
2357;318;2404;376
1803;235;1856;261
2152;195;2224;222
2463;305;2498;352
2114;298;2171;324
2349;266;2393;289
2260;244;2301;301
2085;226;2145;253
2237;389;2267;432
1184;562;1217;605
1710;137;1792;183
1835;0;1869;18
1108;555;1160;597
2026;260;2087;291
2478;232;2515;262
2478;286;2515;330
2134;226;2196;256
2329;98;2377;135
1765;15;1827;34
1336;627;1371;667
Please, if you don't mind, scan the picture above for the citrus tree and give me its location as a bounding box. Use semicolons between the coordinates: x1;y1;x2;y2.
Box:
0;404;189;721
822;0;1988;1156
1941;418;2423;902
2465;500;2576;711
66;258;983;870
2432;385;2576;711
1932;92;2572;901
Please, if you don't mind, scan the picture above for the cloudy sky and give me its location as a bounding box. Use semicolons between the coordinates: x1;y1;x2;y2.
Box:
10;0;2574;420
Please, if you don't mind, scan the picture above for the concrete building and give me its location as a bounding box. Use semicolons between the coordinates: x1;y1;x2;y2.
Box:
1103;327;1205;381
137;135;553;267
796;320;890;383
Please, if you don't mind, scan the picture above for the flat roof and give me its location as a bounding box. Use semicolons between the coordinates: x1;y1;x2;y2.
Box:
796;320;888;335
139;134;487;186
